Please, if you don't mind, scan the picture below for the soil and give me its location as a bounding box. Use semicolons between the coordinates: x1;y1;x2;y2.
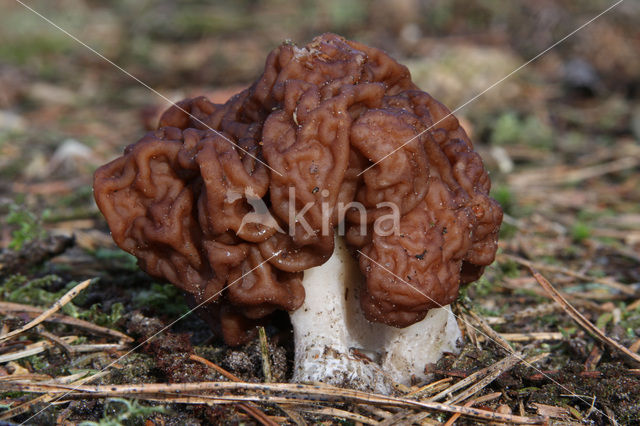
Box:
1;1;639;424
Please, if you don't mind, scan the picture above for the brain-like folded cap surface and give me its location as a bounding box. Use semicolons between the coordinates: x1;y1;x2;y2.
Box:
94;33;503;344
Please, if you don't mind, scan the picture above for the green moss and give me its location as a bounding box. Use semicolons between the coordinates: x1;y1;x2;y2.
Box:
571;221;592;243
53;186;94;210
6;204;50;250
109;353;156;385
0;34;72;65
498;221;517;239
93;248;138;271
23;354;49;372
490;112;520;146
491;185;515;215
132;283;189;317
75;302;125;328
1;274;66;306
596;312;613;330
324;0;367;30
471;276;496;297
473;304;501;317
559;327;577;338
490;112;554;149
618;304;640;337
0;391;26;400
0;275;128;340
173;7;254;36
497;257;520;278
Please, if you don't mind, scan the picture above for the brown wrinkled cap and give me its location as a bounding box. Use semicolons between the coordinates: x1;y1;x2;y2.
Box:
94;33;503;344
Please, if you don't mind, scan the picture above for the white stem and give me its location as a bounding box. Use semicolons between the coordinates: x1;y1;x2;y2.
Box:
290;233;461;394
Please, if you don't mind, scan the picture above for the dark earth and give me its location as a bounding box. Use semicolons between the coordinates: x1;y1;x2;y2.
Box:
1;1;639;424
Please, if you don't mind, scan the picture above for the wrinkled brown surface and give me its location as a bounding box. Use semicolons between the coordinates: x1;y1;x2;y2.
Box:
94;33;502;343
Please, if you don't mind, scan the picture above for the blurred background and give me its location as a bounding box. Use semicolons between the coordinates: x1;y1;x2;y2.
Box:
1;0;639;226
1;0;638;241
1;1;640;423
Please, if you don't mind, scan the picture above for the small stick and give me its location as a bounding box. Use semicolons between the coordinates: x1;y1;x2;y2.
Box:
258;327;273;383
472;391;503;404
235;402;279;426
626;298;640;312
529;267;640;366
0;371;109;420
461;312;480;348
0;336;77;363
0;374;52;382
0;381;547;424
496;332;564;343
502;254;636;296
466;310;514;353
0;301;133;342
189;354;288;426
48;372;94;384
0;279;92;343
301;407;379;425
70;343;129;353
189;354;240;381
445;353;521;405
584;345;604;371
438;392;504;426
525;352;551;365
443;396;481;426
508;156;640;187
406;377;452;398
256;330;309;426
34;327;74;357
427;366;495;403
377;407;414;425
358;404;395;420
604;406;618;426
484;304;561;325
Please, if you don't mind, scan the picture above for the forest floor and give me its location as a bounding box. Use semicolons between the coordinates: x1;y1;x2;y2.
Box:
1;1;639;424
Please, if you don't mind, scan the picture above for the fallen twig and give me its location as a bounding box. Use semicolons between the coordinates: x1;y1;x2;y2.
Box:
584;345;604;371
0;301;133;342
484;303;561;325
443;392;502;426
0;279;92;344
0;381;547;424
492;332;564;343
405;377;452;398
445;354;521;405
502;254;637;296
189;354;291;426
0;373;52;382
34;328;74;357
528;267;640;367
509;155;640;188
0;336;77;363
258;327;273;383
465;309;514;353
69;343;129;353
301;407;379;425
0;371;109;420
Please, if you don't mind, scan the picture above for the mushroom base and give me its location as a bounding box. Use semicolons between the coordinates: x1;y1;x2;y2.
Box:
290;234;461;394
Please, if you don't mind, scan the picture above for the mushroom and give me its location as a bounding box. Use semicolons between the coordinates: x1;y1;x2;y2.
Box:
94;34;502;393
